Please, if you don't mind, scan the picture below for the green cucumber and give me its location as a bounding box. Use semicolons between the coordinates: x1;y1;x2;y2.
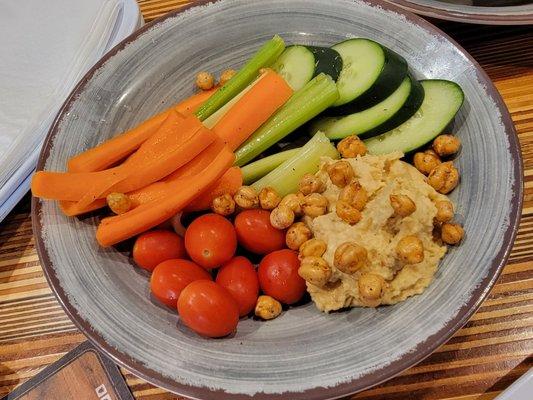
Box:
195;35;285;121
307;46;343;81
272;45;315;91
252;132;339;196
311;76;424;139
329;39;407;113
241;148;300;185
235;73;339;167
364;80;464;155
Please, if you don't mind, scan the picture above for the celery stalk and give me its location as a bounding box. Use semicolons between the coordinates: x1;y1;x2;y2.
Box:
241;148;300;185
194;35;285;121
234;73;339;166
252;132;339;196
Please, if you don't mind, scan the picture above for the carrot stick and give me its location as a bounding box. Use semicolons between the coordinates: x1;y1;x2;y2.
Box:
212;70;292;150
96;146;234;246
67;88;217;173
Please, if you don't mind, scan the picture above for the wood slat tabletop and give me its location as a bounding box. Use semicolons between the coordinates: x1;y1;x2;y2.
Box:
1;1;532;399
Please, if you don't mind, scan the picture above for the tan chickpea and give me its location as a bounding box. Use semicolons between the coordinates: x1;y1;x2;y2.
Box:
358;273;385;307
413;150;441;175
270;205;295;229
337;135;367;158
106;192;131;215
327;160;354;188
298;257;332;287
299;238;327;258
219;69;236;85
390;194;416;217
435;200;454;223
336;200;362;225
234;186;259;209
280;193;303;216
339;181;368;211
195;71;215;90
396;235;424;264
211;193;235;216
428;161;459;194
299;173;325;195
285;222;312;250
334;242;368;274
441;222;464;245
433;134;461;157
302;193;328;217
259;187;281;210
255;295;282;320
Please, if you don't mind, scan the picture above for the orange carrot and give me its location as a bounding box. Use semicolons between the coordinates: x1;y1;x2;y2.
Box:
59;199;106;217
212;70;292;150
96;146;234;246
67;88;217;173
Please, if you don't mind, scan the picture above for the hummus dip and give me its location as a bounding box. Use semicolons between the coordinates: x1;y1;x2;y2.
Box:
304;151;451;312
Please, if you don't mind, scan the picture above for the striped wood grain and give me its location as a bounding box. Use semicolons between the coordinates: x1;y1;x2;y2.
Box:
0;3;531;400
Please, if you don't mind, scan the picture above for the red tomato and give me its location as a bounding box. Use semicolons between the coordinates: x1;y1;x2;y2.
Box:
258;249;306;305
234;210;286;254
133;230;185;272
150;259;212;308
184;214;237;269
177;280;239;338
216;256;259;317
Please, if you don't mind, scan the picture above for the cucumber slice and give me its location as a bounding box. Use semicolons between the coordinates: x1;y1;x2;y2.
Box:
241;148;300;185
330;39;407;112
272;45;315;91
364;80;464;155
307;46;343;81
311;76;424;139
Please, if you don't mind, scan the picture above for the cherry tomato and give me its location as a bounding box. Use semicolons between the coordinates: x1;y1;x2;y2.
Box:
184;213;237;269
133;230;185;272
258;249;306;304
216;256;259;317
234;210;285;254
150;259;212;308
177;280;239;338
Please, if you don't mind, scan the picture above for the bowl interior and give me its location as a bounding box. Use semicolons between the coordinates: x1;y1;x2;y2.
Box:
34;0;521;398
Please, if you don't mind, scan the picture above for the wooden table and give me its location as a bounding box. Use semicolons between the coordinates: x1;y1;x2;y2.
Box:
1;1;532;399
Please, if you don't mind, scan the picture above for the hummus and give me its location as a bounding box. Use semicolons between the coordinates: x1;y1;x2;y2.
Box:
304;151;450;312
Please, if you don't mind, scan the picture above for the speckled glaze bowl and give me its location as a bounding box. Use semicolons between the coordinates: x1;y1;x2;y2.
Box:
32;0;522;399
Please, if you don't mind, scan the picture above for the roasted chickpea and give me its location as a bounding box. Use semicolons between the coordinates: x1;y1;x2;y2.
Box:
358;273;385;307
211;193;235;216
298;257;332;287
219;69;236;85
234;186;259;209
334;242;368;274
413;150;441;175
299;238;327;258
390;194;416;217
106;192;131;215
255;295;282;320
327;160;354;188
299;173;325;195
302;193;328;218
435;200;454;223
428;161;459;194
441;222;464;245
396;235;424;264
339;181;368;211
280;193;303;216
336;200;362;224
270;205;295;229
195;71;215;90
433;134;461;157
286;222;312;250
337;135;367;158
259;187;281;210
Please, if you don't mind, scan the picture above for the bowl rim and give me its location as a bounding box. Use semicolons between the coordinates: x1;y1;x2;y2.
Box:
31;0;524;398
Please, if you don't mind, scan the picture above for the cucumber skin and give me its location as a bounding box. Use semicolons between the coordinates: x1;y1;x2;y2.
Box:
328;40;408;115
307;46;343;82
